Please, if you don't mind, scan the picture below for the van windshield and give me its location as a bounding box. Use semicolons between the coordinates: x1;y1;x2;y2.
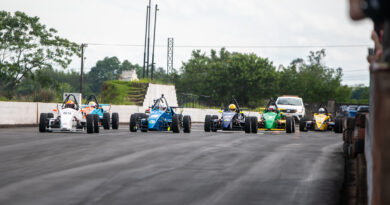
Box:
276;98;302;106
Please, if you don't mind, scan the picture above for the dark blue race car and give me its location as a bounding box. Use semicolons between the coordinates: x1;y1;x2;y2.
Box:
204;97;258;133
129;95;191;133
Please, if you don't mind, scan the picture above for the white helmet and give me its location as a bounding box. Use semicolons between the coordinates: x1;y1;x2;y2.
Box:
319;108;325;114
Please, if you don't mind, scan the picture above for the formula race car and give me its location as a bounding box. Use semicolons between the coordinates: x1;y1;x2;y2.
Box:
39;93;98;133
82;95;119;130
258;100;295;133
129;94;191;133
204;97;258;133
299;104;342;132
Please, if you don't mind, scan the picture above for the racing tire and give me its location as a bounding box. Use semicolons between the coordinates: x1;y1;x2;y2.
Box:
244;117;251;133
251;117;258;133
112;113;119;129
172;115;180;133
93;114;100;133
204;115;211;132
39;113;47;132
286;117;293;133
47;113;54;119
129;114;138;132
211;115;218;120
103;113;110;130
292;120;296;133
183;115;191;133
86;114;94;134
335;118;343;133
299;119;307;132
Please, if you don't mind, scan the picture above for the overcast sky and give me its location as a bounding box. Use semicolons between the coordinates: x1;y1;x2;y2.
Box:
1;0;373;85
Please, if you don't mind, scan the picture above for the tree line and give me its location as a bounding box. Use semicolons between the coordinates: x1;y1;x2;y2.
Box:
0;11;368;106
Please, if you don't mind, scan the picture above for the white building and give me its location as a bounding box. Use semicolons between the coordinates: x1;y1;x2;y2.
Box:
119;70;138;81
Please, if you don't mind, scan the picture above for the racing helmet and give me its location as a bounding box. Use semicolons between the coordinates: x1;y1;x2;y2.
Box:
269;106;275;112
89;101;97;108
318;108;326;114
229;104;236;111
65;100;75;109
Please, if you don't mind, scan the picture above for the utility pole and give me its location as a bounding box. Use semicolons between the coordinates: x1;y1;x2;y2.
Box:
146;0;152;78
151;4;158;80
80;43;87;94
167;38;174;76
142;5;149;79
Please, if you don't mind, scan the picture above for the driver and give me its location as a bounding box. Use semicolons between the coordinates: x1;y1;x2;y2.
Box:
318;108;326;114
65;100;75;109
229;104;236;112
268;106;276;112
89;101;97;108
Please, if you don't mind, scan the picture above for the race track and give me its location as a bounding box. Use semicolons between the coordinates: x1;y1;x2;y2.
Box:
0;125;344;205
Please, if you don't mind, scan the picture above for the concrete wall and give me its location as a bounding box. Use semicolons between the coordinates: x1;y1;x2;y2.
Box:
142;84;178;108
1;101;263;126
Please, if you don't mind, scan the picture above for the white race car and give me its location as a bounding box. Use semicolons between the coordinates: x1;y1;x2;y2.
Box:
39;94;99;133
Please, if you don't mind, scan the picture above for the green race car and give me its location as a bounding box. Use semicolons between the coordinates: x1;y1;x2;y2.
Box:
258;100;295;133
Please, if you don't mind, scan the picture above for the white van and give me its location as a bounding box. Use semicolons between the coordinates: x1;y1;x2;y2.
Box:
275;95;306;121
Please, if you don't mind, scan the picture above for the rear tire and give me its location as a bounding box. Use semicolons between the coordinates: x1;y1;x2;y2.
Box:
335;118;343;133
251;117;258;133
39;113;47;132
86;114;94;134
244;117;251;133
172;115;180;133
129;114;138;132
286;117;293;133
47;113;54;118
204;115;211;132
183;115;191;133
112;113;119;129
93;114;100;133
103;113;110;130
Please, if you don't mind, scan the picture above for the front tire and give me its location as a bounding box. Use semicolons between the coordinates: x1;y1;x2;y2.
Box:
112;113;119;129
251;117;258;133
204;115;211;132
86;114;94;134
286;117;293;133
244;117;251;133
183;115;191;133
103;113;110;130
129;114;138;132
93;114;100;133
39;113;47;132
172;115;180;133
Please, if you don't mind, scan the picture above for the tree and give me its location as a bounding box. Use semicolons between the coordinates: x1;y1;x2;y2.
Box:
0;11;80;98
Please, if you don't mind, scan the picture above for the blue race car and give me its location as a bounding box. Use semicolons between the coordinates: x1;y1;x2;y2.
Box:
204;96;258;133
82;95;119;130
129;94;191;133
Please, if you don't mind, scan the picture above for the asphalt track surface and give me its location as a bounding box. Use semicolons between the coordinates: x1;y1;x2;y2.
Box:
0;125;344;205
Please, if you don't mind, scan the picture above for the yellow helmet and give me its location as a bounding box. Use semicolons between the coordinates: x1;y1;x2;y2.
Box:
229;104;236;111
66;100;74;105
89;101;96;107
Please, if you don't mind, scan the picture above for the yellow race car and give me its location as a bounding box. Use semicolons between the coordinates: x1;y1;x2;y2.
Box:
299;104;337;132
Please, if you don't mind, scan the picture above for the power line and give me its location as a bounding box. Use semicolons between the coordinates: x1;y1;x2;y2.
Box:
85;43;371;49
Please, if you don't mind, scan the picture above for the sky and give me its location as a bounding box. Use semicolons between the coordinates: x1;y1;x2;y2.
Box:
0;0;373;85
